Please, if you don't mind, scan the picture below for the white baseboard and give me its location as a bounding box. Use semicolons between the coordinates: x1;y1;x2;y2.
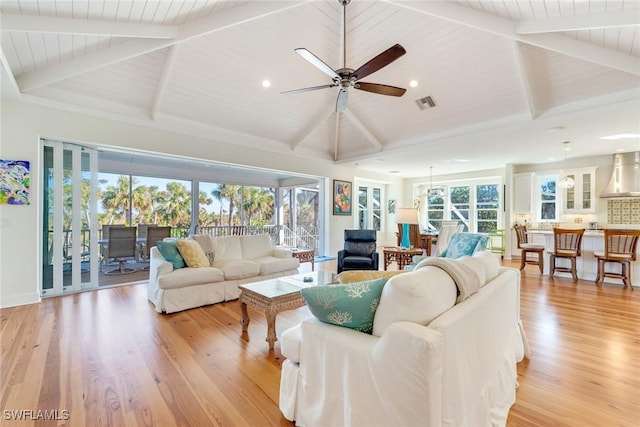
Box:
0;292;41;309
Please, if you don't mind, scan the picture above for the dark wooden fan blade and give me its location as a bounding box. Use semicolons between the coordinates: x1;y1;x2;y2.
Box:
295;48;340;80
336;88;348;112
355;82;406;97
352;44;406;81
281;84;336;95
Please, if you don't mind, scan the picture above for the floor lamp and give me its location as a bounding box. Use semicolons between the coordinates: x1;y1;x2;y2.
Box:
396;208;419;248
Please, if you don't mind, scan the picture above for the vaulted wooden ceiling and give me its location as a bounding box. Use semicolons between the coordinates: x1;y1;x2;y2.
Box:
1;1;639;177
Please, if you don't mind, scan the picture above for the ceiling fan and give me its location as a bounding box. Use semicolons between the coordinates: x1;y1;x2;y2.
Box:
282;0;407;113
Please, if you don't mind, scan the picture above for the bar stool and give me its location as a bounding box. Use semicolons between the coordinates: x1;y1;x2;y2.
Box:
547;228;585;282
594;229;640;289
513;225;544;273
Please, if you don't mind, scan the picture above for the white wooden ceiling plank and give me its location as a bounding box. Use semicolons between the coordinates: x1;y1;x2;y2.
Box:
15;1;310;91
150;1;174;24
291;109;334;150
127;1;149;23
516;9;640;34
389;0;640;74
343;109;382;149
8;31;35;74
71;0;89;19
0;14;179;38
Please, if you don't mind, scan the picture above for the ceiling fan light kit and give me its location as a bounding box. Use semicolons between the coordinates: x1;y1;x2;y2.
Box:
283;0;407;113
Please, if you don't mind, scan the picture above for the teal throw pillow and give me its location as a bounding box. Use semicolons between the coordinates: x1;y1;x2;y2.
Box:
300;278;387;334
156;239;186;270
444;233;487;259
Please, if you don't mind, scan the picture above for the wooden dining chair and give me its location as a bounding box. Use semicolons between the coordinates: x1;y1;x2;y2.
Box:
547;228;585;282
513;225;545;273
594;229;640;289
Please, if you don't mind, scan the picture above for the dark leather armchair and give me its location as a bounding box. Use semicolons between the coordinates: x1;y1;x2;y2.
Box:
337;229;379;273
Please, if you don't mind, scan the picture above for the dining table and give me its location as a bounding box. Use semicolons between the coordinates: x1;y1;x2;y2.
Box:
419;232;439;256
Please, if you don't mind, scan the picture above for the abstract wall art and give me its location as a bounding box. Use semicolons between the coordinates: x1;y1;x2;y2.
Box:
0;160;30;205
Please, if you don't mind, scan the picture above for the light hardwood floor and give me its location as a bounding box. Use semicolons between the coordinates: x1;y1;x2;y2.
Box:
1;259;638;426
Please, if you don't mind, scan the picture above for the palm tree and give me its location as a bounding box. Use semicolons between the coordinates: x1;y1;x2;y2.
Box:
101;176;135;224
157;182;191;227
242;187;275;225
211;184;241;226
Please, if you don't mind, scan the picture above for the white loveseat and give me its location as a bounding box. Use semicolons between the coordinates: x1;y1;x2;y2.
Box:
279;251;529;427
148;234;300;313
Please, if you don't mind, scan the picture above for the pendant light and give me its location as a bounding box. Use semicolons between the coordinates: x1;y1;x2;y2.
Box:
427;166;443;197
558;141;575;189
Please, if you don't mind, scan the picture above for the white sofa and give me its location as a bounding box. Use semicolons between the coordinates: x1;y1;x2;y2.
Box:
148;234;300;313
279;251;529;427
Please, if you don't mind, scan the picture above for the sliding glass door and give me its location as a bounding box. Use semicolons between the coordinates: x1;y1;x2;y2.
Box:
42;140;99;296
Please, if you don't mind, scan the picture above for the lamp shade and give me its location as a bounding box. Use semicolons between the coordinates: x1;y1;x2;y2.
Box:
395;208;419;224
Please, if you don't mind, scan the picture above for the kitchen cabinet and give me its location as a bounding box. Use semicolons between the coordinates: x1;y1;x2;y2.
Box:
513;173;533;213
562;167;596;213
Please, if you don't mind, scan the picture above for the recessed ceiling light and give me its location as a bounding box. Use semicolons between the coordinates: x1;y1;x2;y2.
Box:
451;159;469;163
600;133;640;140
409;80;418;88
389;170;400;174
616;148;626;152
262;80;271;88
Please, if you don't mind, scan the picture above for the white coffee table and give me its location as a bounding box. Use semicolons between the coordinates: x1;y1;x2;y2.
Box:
239;270;335;350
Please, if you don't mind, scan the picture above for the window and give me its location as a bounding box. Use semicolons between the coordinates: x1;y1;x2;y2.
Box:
450;186;470;231
357;184;382;231
418;177;502;232
426;193;445;230
538;176;557;220
476;184;499;232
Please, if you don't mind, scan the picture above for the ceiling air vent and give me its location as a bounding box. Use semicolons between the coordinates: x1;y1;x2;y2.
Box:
415;96;436;110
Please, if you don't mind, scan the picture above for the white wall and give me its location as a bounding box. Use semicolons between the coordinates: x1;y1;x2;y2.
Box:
0;99;398;308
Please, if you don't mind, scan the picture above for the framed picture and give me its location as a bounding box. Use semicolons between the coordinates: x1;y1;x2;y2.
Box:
0;159;30;205
388;199;396;214
333;179;352;215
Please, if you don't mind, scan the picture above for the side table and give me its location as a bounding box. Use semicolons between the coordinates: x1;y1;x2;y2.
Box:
383;247;423;270
290;248;315;271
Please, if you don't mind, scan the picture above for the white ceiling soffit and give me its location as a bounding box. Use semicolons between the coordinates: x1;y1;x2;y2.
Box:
1;0;639;177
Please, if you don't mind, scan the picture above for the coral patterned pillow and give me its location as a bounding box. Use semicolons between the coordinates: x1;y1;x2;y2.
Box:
176;239;210;268
300;278;387;334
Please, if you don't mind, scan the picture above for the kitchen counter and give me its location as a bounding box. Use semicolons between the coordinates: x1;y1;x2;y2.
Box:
523;229;639;287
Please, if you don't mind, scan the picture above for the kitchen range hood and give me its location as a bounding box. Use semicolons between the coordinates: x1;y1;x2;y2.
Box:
600;152;640;198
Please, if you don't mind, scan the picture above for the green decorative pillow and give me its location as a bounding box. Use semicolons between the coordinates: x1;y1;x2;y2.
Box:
156;239;186;270
300;278;387;334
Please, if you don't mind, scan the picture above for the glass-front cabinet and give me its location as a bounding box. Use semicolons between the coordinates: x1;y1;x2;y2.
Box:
562;167;596;213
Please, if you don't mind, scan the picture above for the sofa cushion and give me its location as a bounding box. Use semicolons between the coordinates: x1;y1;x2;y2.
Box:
372;266;457;337
443;233;488;258
301;278;387;334
190;234;216;264
156;239;186;270
212;259;260;280
240;234;274;259
176;239;210;268
157;266;225;289
250;256;300;275
211;236;243;261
